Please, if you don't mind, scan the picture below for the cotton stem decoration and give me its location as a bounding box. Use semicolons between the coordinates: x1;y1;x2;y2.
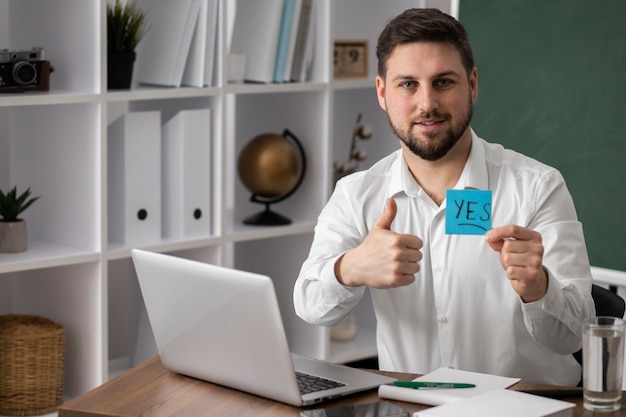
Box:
333;113;373;183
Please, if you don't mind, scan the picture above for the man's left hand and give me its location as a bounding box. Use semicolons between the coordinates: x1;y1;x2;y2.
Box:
485;225;548;303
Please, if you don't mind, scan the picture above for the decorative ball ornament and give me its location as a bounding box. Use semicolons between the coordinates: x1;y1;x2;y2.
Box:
238;134;301;197
237;129;306;225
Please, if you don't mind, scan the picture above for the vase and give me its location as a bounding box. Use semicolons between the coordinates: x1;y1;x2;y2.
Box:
0;220;28;253
107;51;136;90
330;313;357;342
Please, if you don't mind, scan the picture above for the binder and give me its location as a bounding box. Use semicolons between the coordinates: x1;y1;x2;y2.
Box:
107;111;162;245
135;0;202;87
161;108;212;239
230;0;285;83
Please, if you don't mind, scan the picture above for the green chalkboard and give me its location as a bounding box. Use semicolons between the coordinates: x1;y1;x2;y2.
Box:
459;1;626;271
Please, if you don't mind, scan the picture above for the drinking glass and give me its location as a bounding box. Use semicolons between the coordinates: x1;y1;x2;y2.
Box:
583;316;625;412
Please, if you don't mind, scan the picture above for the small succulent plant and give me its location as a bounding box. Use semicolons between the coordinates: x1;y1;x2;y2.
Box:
0;186;40;222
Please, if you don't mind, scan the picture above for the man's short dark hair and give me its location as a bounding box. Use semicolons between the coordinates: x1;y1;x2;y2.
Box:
376;8;475;78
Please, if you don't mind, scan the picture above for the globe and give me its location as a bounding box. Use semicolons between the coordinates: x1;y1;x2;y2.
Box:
237;130;306;225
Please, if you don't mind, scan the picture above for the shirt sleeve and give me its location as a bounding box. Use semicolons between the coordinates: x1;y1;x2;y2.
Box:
519;170;595;355
293;179;368;326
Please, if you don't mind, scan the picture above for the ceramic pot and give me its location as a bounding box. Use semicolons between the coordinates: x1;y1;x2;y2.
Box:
330;313;357;342
107;51;136;90
0;220;28;253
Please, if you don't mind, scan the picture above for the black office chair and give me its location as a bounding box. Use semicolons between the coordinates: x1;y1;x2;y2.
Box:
573;284;625;366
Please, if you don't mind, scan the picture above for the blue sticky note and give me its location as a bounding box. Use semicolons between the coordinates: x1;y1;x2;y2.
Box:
446;189;492;235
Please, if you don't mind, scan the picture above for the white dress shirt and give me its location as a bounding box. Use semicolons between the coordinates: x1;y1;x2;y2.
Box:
294;131;594;386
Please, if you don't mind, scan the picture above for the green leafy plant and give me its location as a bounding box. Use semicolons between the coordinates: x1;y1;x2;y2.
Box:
0;186;40;222
107;0;148;53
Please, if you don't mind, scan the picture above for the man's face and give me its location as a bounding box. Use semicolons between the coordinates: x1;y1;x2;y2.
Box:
376;42;478;161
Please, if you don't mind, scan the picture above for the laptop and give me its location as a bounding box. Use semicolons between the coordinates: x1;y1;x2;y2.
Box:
131;249;395;406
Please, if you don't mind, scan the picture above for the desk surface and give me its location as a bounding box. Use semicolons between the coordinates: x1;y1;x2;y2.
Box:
59;356;624;417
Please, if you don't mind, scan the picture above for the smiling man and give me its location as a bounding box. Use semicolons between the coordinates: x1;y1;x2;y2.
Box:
293;8;595;385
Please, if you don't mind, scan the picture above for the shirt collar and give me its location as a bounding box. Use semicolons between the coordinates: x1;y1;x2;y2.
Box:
387;129;489;198
456;129;489;190
387;151;418;198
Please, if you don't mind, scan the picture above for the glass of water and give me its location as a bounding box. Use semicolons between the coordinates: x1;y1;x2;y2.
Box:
583;316;625;412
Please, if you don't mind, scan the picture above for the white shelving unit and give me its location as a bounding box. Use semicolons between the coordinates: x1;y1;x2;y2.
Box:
0;0;450;406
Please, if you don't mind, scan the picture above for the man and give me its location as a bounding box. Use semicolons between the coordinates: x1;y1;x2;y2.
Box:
293;8;594;385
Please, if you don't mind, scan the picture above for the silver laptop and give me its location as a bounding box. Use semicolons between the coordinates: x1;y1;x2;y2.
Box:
131;249;395;406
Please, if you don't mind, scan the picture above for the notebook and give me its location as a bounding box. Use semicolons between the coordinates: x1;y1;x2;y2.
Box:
379;367;520;406
415;389;574;417
131;249;395;406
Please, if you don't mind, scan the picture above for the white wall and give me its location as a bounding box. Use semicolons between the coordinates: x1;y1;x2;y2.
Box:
426;0;453;15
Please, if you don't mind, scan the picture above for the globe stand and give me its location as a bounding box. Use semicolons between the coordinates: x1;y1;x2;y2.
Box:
240;129;307;226
243;201;292;226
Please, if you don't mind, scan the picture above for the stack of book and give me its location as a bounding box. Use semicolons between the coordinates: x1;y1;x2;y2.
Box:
134;0;219;88
379;368;575;417
230;0;316;84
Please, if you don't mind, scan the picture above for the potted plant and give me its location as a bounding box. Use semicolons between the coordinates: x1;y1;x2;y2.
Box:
0;186;40;253
107;0;148;89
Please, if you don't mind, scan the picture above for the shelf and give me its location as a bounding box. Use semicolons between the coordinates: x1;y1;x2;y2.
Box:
0;90;101;107
0;0;455;398
105;236;223;261
0;240;99;274
224;208;315;243
224;80;328;95
105;85;222;102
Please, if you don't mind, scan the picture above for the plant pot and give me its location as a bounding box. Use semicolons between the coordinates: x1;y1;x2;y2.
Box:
107;51;136;90
0;220;28;253
330;313;357;342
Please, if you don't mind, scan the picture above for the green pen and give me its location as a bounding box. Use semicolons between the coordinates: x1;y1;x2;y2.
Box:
393;381;476;389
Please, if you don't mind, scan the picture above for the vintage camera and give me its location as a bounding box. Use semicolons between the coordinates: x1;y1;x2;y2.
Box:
0;47;54;93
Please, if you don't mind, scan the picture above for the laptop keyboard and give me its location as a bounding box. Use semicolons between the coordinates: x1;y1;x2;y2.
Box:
296;372;346;394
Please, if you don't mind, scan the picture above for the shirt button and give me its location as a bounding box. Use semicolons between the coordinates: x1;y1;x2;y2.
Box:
439;316;448;324
434;264;443;273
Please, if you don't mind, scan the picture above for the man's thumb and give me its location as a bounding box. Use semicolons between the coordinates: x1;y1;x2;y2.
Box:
375;198;397;230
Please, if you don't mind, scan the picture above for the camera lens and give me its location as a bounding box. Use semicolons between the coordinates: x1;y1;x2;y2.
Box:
12;61;37;85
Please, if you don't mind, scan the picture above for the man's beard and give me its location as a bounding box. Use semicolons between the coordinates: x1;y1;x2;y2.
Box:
388;94;473;161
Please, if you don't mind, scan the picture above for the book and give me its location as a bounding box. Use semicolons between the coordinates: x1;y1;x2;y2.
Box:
272;0;297;83
378;367;520;406
230;0;285;83
135;0;202;87
282;0;303;82
289;0;314;82
203;0;219;86
181;0;209;87
415;389;574;417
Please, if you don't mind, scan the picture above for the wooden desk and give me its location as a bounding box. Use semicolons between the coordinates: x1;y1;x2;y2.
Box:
59;356;624;417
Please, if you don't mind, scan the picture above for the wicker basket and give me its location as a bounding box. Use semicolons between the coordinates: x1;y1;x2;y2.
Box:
0;315;65;416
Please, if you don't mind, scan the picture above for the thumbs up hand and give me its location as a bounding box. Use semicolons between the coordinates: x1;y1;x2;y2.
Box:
336;198;423;288
374;196;399;231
